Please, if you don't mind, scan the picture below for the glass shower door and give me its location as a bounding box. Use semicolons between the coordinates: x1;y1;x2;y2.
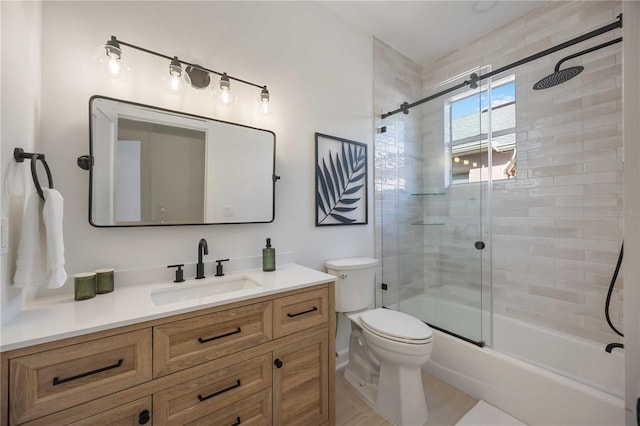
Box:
381;69;490;345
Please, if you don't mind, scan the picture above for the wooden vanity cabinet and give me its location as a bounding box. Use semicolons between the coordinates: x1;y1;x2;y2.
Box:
1;282;335;426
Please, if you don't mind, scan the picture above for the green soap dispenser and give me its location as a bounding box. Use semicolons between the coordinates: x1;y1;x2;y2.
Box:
263;238;276;272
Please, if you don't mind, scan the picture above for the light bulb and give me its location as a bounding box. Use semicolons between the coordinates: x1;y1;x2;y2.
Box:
463;159;470;165
257;86;275;115
93;36;131;81
107;57;121;75
213;73;238;106
161;57;191;95
221;88;231;104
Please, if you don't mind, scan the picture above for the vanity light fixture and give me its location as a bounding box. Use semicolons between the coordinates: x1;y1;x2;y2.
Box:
95;35;271;111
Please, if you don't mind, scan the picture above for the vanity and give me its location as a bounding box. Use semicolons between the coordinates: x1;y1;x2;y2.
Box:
0;264;336;425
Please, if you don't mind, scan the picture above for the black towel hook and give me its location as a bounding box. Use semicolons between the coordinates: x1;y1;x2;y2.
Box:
14;148;54;201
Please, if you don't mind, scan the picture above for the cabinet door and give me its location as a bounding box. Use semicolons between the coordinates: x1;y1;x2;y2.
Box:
273;331;329;426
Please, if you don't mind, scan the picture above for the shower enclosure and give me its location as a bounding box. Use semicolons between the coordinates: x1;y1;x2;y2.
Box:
375;1;624;400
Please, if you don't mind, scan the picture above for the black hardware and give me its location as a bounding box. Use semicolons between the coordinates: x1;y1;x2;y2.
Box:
198;327;241;344
196;238;208;279
197;379;241;401
604;342;623;353
77;155;92;170
14;148;54;201
52;358;124;386
185;64;211;89
273;174;281;182
138;410;150;425
381;283;388;291
377;126;387;134
605;243;624;337
381;14;623;119
287;306;318;318
274;358;283;369
474;241;485;250
167;264;185;283
231;416;242;426
215;258;230;277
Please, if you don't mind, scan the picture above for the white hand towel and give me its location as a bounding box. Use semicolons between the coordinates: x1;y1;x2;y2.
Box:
14;191;47;288
42;188;67;289
13;188;67;289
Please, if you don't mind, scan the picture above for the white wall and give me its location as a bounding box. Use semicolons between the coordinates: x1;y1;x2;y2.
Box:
1;1;42;321
2;1;374;302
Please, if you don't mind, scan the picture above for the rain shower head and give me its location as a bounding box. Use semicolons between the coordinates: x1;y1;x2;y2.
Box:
532;37;622;90
532;66;584;90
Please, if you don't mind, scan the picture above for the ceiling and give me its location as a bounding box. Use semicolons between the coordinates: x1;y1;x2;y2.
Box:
321;1;546;65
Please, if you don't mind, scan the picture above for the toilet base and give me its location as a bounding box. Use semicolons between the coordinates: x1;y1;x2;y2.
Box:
343;364;428;426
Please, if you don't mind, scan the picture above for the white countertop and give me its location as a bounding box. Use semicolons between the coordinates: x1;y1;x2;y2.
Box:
1;263;335;352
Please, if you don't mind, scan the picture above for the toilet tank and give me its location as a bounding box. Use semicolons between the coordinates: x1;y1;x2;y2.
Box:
325;257;378;313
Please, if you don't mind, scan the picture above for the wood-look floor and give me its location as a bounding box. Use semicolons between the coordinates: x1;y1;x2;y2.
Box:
335;370;478;426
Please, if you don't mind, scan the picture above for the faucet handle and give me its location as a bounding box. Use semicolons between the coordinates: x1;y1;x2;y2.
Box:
167;264;185;283
214;259;230;277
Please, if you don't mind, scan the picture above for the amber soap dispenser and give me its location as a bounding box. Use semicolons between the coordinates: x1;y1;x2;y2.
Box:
262;238;276;272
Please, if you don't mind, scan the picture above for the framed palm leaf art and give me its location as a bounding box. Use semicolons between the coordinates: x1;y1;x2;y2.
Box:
315;133;368;226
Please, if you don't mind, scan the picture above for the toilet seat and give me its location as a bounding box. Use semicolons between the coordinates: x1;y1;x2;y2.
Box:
359;309;432;345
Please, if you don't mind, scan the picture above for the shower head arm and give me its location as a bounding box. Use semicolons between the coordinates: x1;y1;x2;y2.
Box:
554;37;623;72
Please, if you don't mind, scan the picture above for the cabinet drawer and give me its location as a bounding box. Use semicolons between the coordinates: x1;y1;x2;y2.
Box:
154;353;272;425
273;287;329;338
21;397;152;426
153;301;272;377
9;329;152;425
69;397;152;426
187;388;272;426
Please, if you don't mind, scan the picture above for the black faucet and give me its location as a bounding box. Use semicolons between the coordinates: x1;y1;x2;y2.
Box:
196;238;208;279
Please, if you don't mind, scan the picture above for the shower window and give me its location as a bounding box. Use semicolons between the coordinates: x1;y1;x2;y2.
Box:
446;75;516;185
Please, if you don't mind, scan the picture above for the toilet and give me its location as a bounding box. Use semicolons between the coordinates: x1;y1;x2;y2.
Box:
325;258;433;426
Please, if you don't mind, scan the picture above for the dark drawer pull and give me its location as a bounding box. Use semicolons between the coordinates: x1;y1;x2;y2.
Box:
287;306;318;317
231;417;241;426
52;358;124;386
197;379;241;401
198;327;241;344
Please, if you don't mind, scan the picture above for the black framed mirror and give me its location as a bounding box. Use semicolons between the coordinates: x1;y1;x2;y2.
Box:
85;96;277;227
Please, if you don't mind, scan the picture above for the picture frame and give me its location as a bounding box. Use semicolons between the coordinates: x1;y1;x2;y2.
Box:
315;132;368;226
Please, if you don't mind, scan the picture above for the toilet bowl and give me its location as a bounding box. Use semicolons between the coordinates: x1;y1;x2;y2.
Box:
325;257;433;426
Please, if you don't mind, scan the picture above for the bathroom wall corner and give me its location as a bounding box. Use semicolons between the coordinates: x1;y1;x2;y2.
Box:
0;0;42;324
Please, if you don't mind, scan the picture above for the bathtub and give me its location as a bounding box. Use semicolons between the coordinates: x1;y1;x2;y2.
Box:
400;294;625;426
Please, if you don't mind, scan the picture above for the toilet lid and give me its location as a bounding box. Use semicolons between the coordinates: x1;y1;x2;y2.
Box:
359;309;432;343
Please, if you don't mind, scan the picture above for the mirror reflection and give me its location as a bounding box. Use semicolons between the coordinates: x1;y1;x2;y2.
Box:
89;96;276;226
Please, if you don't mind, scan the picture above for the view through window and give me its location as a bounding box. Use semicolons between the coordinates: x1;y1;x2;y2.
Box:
446;75;516;185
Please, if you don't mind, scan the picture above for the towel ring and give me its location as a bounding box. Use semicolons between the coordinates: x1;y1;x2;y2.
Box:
31;155;54;201
14;148;54;201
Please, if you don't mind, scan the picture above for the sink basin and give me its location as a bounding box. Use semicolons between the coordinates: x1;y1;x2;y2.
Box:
151;276;261;306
